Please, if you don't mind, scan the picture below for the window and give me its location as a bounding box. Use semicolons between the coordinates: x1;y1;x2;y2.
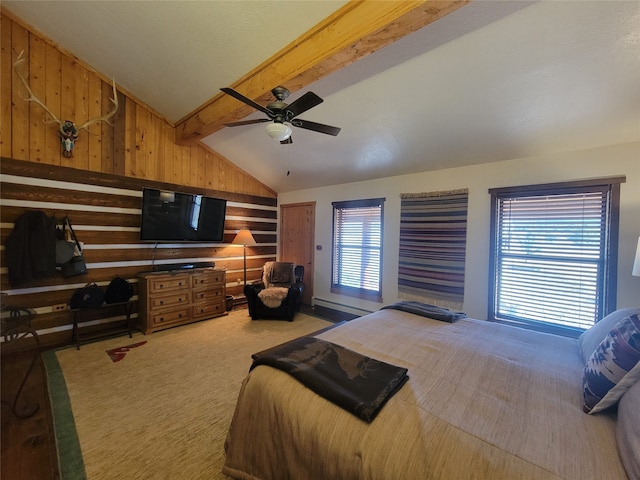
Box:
489;177;624;335
332;198;384;301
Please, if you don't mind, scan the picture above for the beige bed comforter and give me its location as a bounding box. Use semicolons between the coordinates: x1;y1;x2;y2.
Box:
223;309;627;480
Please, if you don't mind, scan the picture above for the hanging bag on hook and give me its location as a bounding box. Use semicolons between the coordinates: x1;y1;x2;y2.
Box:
55;218;76;266
60;216;88;277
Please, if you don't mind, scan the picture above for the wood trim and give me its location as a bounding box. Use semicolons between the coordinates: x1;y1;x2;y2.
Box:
0;157;277;206
175;0;470;144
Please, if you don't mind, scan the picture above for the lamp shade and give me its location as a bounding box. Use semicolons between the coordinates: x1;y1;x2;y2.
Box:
265;122;292;141
232;229;257;246
633;236;640;277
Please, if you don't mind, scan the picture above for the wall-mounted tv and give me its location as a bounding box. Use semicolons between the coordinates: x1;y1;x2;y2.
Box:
139;188;227;242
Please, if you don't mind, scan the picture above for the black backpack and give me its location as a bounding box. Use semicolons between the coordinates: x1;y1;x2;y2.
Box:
105;277;134;304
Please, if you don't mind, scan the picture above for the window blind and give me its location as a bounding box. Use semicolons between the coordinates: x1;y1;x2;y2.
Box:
332;199;384;300
489;179;622;332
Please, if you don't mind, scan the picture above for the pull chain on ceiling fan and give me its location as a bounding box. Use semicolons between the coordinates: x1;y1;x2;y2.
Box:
221;86;341;144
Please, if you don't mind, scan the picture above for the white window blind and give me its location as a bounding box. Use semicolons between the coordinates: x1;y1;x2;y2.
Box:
332;198;384;300
489;179;622;333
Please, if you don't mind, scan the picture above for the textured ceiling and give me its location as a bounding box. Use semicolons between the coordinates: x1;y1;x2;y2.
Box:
5;1;640;193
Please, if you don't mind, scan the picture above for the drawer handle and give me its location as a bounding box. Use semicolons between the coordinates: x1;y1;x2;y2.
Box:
178;313;183;318
159;284;164;289
160;317;164;322
159;300;164;305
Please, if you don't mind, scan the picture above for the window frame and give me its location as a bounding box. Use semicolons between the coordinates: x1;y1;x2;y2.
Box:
488;177;624;336
331;198;385;302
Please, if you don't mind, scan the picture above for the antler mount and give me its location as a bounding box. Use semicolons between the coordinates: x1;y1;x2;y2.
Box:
13;51;119;158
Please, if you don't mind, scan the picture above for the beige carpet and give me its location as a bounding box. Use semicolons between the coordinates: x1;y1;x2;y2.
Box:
51;309;332;479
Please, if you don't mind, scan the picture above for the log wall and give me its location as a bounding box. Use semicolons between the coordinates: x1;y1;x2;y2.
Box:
0;11;278;349
1;158;277;349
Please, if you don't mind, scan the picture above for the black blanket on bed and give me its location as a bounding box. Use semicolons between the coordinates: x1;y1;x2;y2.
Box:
381;301;467;323
251;336;408;422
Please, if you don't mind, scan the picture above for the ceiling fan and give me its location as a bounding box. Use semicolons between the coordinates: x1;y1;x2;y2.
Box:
220;86;341;144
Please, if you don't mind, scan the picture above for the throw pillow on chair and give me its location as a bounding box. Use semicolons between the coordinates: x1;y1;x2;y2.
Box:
245;261;305;321
258;287;289;308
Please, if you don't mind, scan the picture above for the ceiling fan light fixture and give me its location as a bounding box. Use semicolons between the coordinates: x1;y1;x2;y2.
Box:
265;122;292;141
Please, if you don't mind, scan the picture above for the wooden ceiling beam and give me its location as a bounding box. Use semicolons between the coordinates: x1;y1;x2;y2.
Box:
175;0;470;145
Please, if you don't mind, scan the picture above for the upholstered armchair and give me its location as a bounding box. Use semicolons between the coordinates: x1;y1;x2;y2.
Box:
244;261;304;321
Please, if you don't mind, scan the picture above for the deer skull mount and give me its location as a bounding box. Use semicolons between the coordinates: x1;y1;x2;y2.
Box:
13;51;119;158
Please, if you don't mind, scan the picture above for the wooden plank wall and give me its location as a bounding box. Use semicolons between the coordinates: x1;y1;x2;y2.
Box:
0;10;275;198
0;12;280;349
1;158;277;349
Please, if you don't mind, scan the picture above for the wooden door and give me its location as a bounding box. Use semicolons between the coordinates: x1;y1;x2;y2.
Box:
279;202;315;305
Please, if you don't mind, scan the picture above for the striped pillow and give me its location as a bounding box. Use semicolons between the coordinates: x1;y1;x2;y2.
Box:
583;312;640;414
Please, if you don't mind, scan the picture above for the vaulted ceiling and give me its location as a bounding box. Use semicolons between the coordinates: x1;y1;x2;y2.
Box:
4;1;640;193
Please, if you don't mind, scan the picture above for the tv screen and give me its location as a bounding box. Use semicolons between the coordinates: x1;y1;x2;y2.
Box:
139;188;227;242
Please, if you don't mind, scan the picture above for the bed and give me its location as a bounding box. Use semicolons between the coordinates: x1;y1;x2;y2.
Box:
223;305;640;480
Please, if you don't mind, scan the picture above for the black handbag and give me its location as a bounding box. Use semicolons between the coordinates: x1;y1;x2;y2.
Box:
59;216;88;277
69;282;105;309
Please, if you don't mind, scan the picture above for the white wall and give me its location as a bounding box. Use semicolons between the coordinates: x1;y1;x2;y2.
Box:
279;142;640;319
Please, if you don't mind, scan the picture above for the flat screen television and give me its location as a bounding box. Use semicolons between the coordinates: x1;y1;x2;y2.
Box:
139;188;227;242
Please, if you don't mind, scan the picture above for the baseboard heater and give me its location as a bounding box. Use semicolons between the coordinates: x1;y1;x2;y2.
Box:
311;298;374;317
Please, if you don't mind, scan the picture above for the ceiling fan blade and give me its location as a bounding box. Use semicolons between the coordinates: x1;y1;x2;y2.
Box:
221;88;273;116
224;118;271;127
292;119;341;136
285;92;323;119
280;136;293;145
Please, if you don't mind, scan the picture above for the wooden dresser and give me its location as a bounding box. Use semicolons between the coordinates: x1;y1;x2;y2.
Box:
138;268;226;334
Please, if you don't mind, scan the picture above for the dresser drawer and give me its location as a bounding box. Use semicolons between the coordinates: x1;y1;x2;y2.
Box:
192;301;225;320
149;291;190;309
149;275;190;293
192;271;224;288
192;288;224;303
151;306;190;326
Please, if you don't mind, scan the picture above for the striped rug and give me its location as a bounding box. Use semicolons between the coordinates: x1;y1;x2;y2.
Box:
398;189;468;310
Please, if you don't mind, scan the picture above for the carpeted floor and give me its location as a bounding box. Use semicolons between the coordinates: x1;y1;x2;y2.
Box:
42;309;333;480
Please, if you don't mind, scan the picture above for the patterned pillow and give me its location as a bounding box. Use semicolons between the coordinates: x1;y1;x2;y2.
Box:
577;308;640;363
582;312;640;414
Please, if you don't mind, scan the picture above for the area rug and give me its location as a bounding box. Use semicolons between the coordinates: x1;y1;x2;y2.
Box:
42;310;333;480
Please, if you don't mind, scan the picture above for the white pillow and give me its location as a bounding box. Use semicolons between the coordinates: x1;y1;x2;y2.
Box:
577;308;640;363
